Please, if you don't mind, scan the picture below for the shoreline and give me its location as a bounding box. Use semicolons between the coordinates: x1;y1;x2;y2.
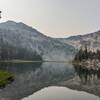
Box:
73;59;100;71
0;70;14;88
0;60;69;63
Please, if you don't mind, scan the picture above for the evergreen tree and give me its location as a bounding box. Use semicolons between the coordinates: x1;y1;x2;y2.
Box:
74;45;100;62
97;49;100;61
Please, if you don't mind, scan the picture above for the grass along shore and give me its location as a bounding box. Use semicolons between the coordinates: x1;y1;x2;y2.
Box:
0;70;14;88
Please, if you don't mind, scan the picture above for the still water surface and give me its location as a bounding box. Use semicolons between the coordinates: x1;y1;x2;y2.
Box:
0;62;99;100
23;86;100;100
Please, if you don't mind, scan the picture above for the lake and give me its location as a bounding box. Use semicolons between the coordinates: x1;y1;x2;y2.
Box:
0;62;100;100
22;86;100;100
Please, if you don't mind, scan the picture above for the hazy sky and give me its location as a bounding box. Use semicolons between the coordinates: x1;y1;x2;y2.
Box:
0;0;100;37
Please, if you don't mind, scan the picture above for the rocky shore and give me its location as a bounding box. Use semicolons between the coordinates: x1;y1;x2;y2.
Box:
77;59;100;71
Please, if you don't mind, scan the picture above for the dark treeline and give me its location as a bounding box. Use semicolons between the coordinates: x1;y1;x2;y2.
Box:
74;46;100;61
74;64;100;84
0;43;42;61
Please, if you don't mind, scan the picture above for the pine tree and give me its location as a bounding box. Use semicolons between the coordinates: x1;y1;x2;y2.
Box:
97;49;100;61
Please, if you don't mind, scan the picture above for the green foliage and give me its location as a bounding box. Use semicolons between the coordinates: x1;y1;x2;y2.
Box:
97;49;100;61
0;36;42;61
0;43;42;61
0;71;14;88
74;46;100;61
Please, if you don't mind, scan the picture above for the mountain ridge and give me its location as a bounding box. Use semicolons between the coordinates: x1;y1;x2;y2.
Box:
0;20;76;61
1;20;99;61
58;30;100;50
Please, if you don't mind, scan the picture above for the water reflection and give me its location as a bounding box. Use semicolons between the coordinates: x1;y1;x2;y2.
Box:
0;62;75;100
23;86;100;100
74;64;100;85
0;62;100;100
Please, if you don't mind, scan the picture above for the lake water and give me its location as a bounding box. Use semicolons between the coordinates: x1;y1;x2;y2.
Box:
22;86;100;100
0;62;100;100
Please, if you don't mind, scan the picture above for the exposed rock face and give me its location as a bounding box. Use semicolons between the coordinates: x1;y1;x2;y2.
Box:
58;31;100;50
0;21;76;61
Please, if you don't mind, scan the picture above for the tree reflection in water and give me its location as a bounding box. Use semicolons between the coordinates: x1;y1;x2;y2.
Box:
73;64;100;85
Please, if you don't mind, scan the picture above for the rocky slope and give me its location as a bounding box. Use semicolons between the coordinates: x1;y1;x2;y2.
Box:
58;31;100;50
0;21;76;61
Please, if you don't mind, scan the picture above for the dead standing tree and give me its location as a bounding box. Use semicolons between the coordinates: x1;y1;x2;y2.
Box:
0;11;2;19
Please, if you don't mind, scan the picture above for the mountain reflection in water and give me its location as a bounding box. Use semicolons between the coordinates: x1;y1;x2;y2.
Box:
0;62;99;100
22;86;100;100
